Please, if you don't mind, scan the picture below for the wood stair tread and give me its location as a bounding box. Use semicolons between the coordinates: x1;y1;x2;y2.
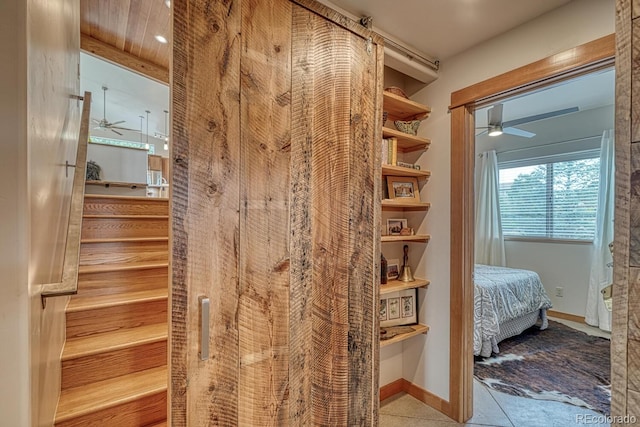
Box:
55;366;167;423
67;288;168;312
84;194;169;202
81;236;169;243
78;261;168;274
147;422;167;427
83;214;169;219
62;323;168;360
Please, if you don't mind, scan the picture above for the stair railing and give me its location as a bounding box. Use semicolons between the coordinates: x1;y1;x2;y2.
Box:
41;91;92;308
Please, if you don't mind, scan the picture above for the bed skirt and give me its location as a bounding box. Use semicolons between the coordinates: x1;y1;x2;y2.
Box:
478;308;549;358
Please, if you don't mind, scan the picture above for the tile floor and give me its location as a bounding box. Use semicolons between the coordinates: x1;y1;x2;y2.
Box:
380;317;611;427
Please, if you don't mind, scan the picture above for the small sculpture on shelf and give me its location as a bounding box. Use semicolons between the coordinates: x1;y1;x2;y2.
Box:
398;244;415;282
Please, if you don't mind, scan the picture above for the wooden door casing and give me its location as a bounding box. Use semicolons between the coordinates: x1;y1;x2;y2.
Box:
171;0;382;425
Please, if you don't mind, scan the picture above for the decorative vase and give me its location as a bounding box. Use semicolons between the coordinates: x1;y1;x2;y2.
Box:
381;253;388;285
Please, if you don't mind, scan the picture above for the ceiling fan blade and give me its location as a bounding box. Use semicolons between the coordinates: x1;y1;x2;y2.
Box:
108;120;126;127
111;126;141;132
111;128;123;136
475;129;489;137
503;107;579;128
91;118;101;124
504;127;536;138
487;103;503;126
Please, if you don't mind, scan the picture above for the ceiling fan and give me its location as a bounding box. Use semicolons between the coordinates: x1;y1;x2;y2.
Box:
476;103;579;138
92;86;140;136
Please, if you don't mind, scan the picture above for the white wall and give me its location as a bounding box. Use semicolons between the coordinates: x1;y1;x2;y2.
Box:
28;0;81;423
0;0;80;425
505;241;593;315
403;0;615;401
0;1;29;426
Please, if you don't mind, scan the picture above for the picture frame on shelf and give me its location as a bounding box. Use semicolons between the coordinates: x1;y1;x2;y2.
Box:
388;298;400;320
387;218;408;235
380;299;388;321
387;176;420;203
380;289;417;327
387;258;399;280
402;295;414;318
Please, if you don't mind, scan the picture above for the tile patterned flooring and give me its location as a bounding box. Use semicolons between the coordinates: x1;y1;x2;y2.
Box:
380;317;611;427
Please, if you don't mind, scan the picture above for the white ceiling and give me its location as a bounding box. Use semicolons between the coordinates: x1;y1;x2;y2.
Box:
79;0;577;141
475;68;615;153
323;0;572;60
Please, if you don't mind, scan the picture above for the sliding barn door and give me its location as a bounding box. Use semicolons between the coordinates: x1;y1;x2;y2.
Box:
171;0;383;425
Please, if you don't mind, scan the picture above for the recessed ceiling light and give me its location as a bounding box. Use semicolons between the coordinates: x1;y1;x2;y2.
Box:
164;0;171;8
155;35;168;44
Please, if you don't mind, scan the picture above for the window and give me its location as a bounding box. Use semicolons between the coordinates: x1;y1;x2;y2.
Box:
89;136;155;154
498;152;600;241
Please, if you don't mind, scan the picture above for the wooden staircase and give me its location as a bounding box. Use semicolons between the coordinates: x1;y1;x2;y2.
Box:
55;195;169;427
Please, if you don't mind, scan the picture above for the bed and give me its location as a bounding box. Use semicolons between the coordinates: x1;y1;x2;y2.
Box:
474;264;553;357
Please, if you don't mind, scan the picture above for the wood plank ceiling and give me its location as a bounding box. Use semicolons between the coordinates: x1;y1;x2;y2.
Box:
80;0;171;84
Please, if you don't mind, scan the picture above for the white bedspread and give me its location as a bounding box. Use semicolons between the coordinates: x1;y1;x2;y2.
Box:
474;264;552;356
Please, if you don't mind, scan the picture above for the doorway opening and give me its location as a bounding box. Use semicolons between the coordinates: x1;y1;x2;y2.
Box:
448;34;615;422
471;68;614;420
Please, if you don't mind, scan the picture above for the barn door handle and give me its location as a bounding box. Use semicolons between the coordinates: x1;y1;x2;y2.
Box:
199;296;210;361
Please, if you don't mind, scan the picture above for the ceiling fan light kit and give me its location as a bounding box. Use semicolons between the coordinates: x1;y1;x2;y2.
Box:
488;125;503;137
476;103;579;139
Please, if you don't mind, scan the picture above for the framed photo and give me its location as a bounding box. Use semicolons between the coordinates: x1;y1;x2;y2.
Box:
380;289;417;327
387;176;420;203
388;298;400;320
402;295;414;318
379;299;388;321
387;218;407;236
387;258;399;280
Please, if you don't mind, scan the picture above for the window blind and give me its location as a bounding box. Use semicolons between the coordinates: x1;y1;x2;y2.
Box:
498;153;600;241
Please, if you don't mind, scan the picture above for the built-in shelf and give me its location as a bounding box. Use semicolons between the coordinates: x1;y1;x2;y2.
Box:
382;200;431;211
379;90;431;352
86;180;146;189
382;127;431;152
380;278;430;295
383;92;431;121
382;164;431;179
380;323;429;348
381;234;431;243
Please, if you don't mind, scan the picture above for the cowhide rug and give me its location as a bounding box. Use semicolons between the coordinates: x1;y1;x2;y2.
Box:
474;320;610;414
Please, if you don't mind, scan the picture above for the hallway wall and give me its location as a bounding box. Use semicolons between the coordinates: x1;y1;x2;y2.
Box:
0;0;81;425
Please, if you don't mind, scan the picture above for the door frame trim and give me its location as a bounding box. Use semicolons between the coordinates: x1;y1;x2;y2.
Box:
448;33;615;423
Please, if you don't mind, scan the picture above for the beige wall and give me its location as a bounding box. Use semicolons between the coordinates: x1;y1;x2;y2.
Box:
1;0;80;425
403;0;615;400
0;1;29;426
28;0;80;425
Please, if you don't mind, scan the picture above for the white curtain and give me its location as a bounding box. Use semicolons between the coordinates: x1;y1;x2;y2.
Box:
586;130;615;332
475;150;506;266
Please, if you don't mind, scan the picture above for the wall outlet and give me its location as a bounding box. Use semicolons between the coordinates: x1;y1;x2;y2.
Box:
555;287;564;297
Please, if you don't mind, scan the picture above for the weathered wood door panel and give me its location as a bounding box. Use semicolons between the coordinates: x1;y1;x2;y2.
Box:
238;0;292;424
612;0;639;418
172;0;382;425
289;5;381;425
